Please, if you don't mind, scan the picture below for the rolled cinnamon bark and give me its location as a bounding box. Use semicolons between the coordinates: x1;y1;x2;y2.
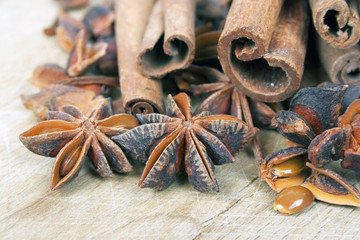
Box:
137;0;195;78
218;0;309;102
309;0;360;49
318;37;360;84
115;0;164;114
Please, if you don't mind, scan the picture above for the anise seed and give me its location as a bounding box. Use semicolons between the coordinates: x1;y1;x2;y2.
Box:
274;186;314;215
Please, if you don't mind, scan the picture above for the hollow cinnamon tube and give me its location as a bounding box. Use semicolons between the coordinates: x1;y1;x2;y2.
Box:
115;0;164;114
318;37;360;84
218;0;309;102
309;0;360;49
137;0;195;78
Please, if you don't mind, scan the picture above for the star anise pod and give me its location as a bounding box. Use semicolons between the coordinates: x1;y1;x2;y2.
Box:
263;85;349;193
66;29;107;77
19;98;138;190
27;63;118;94
262;84;360;214
173;65;279;161
113;93;258;192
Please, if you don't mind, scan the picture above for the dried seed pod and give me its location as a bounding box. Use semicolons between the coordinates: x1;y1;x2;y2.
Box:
114;93;258;191
20;85;97;120
290;85;348;134
44;17;59;36
20;99;138;190
274;186;314;215
271;171;310;193
272;111;316;146
83;5;115;37
302;163;360;207
56;11;86;52
66;30;108;77
260;147;308;192
195;30;221;63
28;64;69;89
96;35;118;75
342;151;360;175
248;99;277;128
308;127;351;167
343;82;360;112
339;99;360;127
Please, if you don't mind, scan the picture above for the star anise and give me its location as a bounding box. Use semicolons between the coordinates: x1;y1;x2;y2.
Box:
19;98;138;190
113;93;258;192
263;84;360;214
67;29;107;77
173;65;279;161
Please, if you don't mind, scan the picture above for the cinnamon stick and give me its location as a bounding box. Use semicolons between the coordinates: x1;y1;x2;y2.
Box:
137;0;195;78
115;0;164;114
218;0;309;102
317;36;360;84
309;0;360;49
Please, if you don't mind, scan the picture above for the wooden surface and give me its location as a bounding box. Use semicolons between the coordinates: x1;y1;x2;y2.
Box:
1;1;360;239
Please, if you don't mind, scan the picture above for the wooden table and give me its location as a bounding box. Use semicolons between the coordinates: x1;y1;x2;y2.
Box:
1;0;360;239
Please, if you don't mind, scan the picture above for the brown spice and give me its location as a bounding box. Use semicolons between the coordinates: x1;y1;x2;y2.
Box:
28;63;119;91
218;0;309;102
83;4;115;37
302;163;360;207
19;98;138;190
137;0;195;78
55;10;87;52
274;186;314;215
96;35;118;75
21;85;98;120
317;37;360;84
113;93;258;191
115;0;164;114
184;65;273;161
309;0;360;49
66;29;108;77
260;147;308;192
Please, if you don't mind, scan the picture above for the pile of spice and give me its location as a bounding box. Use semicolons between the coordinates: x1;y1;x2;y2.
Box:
19;0;360;215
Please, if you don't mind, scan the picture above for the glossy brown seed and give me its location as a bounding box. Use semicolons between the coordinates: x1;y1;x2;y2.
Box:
274;186;314;215
261;147;308;192
272;170;309;193
270;156;306;178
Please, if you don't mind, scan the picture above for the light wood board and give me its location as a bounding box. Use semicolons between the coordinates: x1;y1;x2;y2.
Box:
1;0;360;239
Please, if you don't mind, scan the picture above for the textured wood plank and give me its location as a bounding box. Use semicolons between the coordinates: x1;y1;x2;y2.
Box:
0;1;360;239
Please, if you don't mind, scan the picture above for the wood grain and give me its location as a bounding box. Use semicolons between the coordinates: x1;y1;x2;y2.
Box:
1;1;360;239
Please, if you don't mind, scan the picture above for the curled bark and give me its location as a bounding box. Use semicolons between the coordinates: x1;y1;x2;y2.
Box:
309;0;360;49
318;37;360;84
115;0;164;114
137;0;195;78
218;0;309;102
